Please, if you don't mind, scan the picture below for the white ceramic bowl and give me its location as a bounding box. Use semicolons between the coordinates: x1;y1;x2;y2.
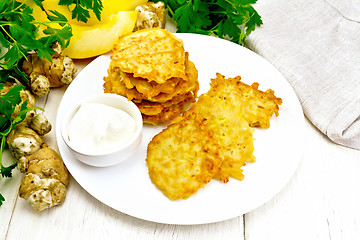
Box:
61;93;143;167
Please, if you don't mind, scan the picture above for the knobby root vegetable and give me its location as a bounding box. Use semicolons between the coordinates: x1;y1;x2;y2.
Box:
6;111;69;211
28;112;52;136
21;41;77;97
134;1;166;31
18;144;68;212
7;121;43;160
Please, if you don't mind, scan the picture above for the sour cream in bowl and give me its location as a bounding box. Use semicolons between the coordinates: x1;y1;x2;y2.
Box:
61;93;143;167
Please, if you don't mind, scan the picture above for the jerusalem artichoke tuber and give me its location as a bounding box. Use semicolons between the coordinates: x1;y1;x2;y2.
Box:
6;122;43;160
21;41;77;97
134;1;166;31
3;83;69;211
18;144;68;211
6;113;69;211
28;113;52;136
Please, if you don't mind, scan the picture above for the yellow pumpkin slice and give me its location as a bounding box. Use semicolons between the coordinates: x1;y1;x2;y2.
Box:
63;11;138;59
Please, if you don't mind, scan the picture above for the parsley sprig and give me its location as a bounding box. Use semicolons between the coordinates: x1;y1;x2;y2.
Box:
0;83;41;206
158;0;262;45
58;0;103;23
0;0;72;79
0;0;71;206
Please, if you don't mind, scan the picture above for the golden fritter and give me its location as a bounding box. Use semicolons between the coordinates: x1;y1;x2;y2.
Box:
183;89;255;183
176;73;281;183
146;114;221;200
122;72;181;97
122;52;194;96
145;72;282;199
142;94;196;125
104;54;198;102
103;62;121;94
209;73;282;128
135;92;196;116
111;28;187;83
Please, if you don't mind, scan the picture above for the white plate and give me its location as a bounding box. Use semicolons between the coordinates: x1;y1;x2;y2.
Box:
56;33;305;225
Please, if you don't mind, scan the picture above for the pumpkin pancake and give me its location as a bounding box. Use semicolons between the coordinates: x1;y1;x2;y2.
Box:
111;28;187;83
209;73;282;128
135;92;195;116
183;88;255;183
146;114;221;200
122;72;181;97
104;53;198;103
142;94;196;125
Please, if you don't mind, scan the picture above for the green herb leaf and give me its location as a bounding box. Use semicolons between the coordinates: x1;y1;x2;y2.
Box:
1;162;17;178
72;4;90;23
0;83;23;205
47;9;70;26
174;0;211;33
0;85;24;118
156;0;263;46
91;0;103;21
58;0;103;22
40;25;72;50
0;193;5;206
13;106;42;127
0;0;74;207
0;0;72;71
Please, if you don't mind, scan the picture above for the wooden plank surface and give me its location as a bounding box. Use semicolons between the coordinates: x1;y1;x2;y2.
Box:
2;28;360;240
0;150;22;239
245;119;360;240
4;110;360;239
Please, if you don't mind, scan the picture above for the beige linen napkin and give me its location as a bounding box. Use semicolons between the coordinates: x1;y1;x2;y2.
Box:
246;0;360;150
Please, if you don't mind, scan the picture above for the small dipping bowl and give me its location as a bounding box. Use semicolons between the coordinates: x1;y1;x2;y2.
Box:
61;93;143;167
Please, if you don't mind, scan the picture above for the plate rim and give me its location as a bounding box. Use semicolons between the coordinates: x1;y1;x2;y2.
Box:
56;33;306;225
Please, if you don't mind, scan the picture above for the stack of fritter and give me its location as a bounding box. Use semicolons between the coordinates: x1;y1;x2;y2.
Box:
146;73;282;200
103;28;199;124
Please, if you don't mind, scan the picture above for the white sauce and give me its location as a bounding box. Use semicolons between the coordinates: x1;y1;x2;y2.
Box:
67;102;137;154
